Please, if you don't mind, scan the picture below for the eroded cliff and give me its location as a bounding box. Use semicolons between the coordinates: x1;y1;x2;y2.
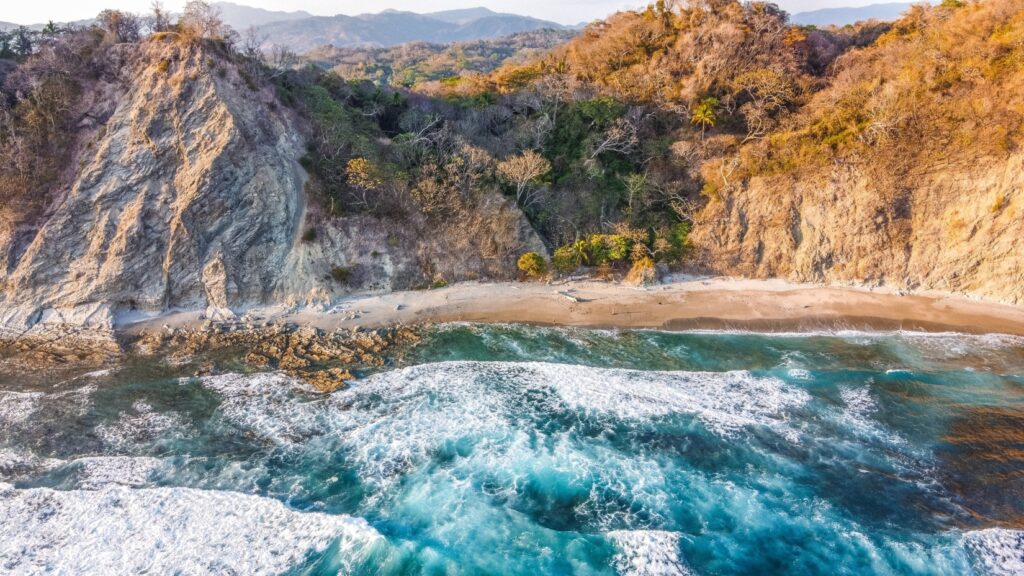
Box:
0;37;543;333
693;154;1024;303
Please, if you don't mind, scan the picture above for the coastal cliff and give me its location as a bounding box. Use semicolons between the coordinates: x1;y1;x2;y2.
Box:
694;153;1024;304
0;37;544;335
0;0;1021;342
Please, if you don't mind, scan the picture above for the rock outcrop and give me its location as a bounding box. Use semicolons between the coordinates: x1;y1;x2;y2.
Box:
693;153;1024;304
0;38;544;335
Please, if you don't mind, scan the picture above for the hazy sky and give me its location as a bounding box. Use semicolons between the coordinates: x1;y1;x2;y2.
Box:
1;0;904;26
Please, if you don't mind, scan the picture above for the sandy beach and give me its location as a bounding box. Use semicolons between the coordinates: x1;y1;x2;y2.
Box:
124;277;1024;336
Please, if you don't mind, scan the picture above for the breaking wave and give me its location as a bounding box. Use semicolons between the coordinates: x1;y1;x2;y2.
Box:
0;483;381;576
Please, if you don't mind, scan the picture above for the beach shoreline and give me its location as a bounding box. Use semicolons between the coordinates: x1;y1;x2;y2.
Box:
121;277;1024;337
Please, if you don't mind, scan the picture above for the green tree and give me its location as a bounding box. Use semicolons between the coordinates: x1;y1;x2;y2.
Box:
690;97;718;139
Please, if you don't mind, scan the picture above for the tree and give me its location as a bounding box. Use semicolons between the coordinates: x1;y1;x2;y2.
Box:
345;157;387;210
13;27;33;58
690;96;718;139
150;0;171;33
732;68;793;141
97;10;141;43
590;114;641;159
623;172;648;217
497;149;550;209
181;0;226;40
267;45;298;78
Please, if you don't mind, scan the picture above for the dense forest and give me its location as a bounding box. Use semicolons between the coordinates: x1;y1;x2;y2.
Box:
1;0;1021;287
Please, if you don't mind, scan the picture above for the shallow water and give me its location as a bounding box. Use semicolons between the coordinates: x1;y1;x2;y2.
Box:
2;325;1024;575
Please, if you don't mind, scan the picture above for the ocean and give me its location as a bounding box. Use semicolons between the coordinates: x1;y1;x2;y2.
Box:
2;324;1023;575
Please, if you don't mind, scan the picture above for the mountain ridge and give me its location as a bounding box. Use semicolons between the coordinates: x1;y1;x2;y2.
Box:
791;2;928;26
247;6;568;51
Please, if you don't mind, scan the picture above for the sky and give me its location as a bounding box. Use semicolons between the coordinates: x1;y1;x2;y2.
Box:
1;0;904;26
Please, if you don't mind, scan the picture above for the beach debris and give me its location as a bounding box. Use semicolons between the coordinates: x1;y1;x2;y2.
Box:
557;291;587;303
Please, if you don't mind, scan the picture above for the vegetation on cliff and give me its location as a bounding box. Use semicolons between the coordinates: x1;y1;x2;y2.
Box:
1;0;1022;302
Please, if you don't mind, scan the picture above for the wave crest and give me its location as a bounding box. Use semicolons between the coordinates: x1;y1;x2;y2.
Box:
0;483;381;576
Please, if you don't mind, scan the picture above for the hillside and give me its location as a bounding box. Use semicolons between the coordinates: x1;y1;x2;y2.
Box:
0;21;543;332
253;8;568;52
425;0;1023;302
1;0;1022;337
304;29;577;88
694;0;1024;301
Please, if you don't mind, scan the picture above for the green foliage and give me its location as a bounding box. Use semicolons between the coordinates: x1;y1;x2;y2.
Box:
277;73;410;214
552;245;581;274
517;252;548;278
578;97;626;127
301;228;317;243
667;222;694;262
691;97;719;135
549;234;634;274
330;266;351;283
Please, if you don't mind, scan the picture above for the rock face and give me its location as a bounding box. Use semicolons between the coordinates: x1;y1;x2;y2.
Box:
0;39;544;333
0;40;305;330
693;154;1024;304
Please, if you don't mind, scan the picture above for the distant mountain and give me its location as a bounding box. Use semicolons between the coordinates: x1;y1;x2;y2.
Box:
212;2;312;30
425;7;504;25
252;7;568;52
791;2;917;26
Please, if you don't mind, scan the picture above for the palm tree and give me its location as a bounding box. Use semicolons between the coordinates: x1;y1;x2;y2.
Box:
572;240;589;267
691;97;718;139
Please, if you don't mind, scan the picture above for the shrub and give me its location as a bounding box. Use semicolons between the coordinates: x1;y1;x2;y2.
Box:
991;195;1007;214
587;236;611;266
517;252;547;278
552;245;580;274
301;228;317;243
667;222;694;263
625;257;658;286
330;266;350;283
606;235;631;261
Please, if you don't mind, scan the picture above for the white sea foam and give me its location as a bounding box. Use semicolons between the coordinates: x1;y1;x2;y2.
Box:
203;372;334;446
608;530;690;576
964;528;1024;576
205;362;809;457
200;362;809;518
95;400;186;449
0;390;44;425
0;449;62;481
503;363;810;437
0;483;382;576
840;387;875;417
836;387;909;451
79;368;114;379
72;456;164;489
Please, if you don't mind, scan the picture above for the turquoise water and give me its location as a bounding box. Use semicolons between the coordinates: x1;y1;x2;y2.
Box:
2;325;1024;575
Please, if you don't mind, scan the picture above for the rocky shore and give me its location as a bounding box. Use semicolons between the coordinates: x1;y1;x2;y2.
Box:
0;320;421;393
